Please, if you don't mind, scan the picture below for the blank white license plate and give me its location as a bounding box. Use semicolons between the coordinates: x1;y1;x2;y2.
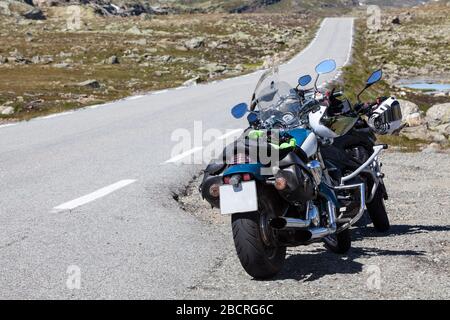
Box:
220;181;258;215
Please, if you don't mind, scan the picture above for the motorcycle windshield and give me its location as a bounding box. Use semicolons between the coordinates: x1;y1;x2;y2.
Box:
253;67;302;126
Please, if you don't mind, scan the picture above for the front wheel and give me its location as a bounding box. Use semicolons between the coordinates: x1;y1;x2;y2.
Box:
323;227;351;254
367;187;390;232
232;211;286;279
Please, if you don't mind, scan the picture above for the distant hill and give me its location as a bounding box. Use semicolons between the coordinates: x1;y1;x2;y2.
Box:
0;0;433;18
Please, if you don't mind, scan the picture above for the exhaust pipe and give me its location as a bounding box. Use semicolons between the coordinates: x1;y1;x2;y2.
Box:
270;201;337;241
270;217;310;230
270;202;319;230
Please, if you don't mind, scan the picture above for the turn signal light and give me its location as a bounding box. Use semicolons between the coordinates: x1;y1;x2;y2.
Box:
242;174;251;181
209;184;220;198
275;177;287;191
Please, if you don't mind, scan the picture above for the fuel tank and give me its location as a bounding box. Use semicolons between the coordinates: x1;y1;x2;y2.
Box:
287;128;318;158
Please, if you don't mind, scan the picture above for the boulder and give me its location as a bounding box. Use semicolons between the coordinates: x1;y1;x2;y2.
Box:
182;76;199;87
400;124;446;143
0;106;14;115
184;37;205;50
426;103;450;127
126;26;142;35
77;79;100;89
31;55;53;64
422;143;441;154
398;99;420;123
23;8;45;20
53;62;70;68
203;63;226;74
430;123;450;137
104;55;119;64
406;112;424;127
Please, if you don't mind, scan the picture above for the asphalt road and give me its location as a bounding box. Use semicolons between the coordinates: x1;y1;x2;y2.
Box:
0;17;354;299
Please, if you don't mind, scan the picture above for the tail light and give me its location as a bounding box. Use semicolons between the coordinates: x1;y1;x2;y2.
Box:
223;173;252;184
209;184;220;198
275;177;287;191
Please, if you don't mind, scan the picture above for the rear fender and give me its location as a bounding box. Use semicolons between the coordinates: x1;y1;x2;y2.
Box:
223;163;267;181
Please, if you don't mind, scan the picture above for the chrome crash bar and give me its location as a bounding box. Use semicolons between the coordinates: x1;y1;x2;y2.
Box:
334;183;365;233
340;145;387;185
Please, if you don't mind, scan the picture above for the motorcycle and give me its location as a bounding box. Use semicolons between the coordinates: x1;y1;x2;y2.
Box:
200;59;374;279
297;69;402;232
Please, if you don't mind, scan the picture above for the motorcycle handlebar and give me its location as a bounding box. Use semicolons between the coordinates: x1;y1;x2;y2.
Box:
333;91;343;98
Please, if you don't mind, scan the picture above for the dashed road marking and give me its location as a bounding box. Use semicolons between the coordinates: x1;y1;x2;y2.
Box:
52;179;137;212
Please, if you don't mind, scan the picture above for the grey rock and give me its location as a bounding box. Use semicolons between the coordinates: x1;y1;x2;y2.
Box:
78;80;100;89
399;124;435;141
183;77;199;87
422;143;441;154
126;26;142;35
203;63;227;74
31;55;53;65
406;112;424;127
398;99;420;122
157;55;172;63
426;103;450;127
126;39;147;46
0;106;15;115
104;55;120;65
430;123;450;137
53;62;70;69
184;37;205;50
23;8;45;20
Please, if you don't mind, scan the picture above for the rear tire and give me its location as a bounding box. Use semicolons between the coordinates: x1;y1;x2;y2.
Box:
232;199;286;279
367;187;390;232
323;227;351;254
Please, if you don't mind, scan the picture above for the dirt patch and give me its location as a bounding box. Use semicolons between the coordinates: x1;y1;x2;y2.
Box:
175;173;229;226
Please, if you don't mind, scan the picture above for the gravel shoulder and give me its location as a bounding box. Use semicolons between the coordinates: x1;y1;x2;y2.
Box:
177;151;450;299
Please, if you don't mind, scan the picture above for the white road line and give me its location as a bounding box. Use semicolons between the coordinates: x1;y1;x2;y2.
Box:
343;18;355;67
163;130;243;164
52;179;136;212
126;95;144;101
0;123;18;129
153;89;169;95
165;146;203;164
40;111;74;120
218;129;243;140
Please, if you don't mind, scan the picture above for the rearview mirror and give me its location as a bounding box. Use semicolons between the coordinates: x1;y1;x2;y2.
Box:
357;69;383;102
247;112;258;124
298;75;312;87
367;69;383;86
315;59;336;75
231;103;248;119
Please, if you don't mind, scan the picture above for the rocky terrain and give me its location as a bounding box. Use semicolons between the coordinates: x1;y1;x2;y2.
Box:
0;0;426;18
177;151;450;299
0;6;317;121
339;1;450;151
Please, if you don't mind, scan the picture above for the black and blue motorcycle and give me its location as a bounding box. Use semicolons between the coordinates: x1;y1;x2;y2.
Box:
200;60;378;279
